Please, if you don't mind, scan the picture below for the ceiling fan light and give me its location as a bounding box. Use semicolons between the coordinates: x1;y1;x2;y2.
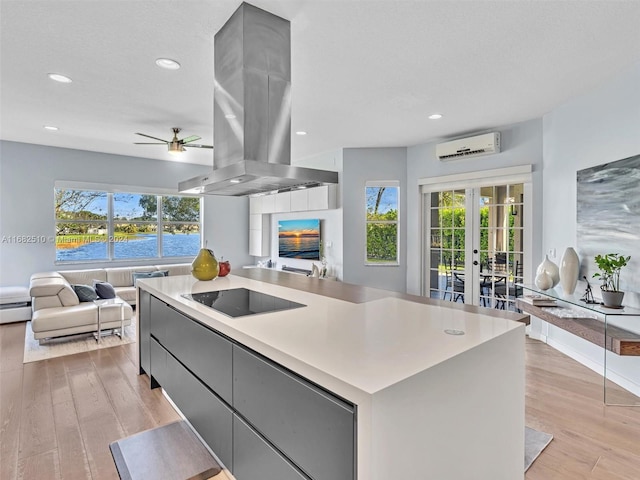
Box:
168;142;184;155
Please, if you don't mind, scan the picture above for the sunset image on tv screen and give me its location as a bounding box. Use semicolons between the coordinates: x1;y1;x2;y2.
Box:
278;219;320;260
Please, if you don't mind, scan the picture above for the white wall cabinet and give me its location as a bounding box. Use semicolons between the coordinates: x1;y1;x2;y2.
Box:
250;185;337;215
261;195;276;214
249;214;270;257
307;185;337;210
289;189;308;212
249;185;337;257
275;191;291;213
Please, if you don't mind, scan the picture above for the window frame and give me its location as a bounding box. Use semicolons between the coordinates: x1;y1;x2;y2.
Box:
54;183;202;265
364;180;400;266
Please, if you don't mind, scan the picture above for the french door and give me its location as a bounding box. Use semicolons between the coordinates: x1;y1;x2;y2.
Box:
422;169;532;310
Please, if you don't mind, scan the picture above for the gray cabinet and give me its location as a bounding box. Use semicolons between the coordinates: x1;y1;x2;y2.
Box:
233;414;308;480
149;337;168;387
233;345;355;480
151;338;233;469
149;296;233;404
138;288;151;376
140;292;356;479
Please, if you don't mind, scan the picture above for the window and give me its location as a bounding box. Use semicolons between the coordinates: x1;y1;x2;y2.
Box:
55;187;201;263
365;182;399;265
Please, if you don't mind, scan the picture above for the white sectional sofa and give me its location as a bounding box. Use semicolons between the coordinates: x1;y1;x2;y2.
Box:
29;263;191;342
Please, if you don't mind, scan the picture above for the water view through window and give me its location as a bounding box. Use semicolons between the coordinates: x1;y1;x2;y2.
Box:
55;188;201;262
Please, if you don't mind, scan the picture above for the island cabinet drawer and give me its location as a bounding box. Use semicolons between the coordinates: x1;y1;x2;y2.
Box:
233;345;356;480
138;288;151;376
150;295;233;404
233;414;309;480
158;340;234;469
149;337;168;387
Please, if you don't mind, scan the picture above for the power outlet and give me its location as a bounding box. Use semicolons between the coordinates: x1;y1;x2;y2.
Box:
548;248;556;259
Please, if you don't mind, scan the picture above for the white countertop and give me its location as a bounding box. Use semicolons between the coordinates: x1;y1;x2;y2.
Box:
139;274;523;400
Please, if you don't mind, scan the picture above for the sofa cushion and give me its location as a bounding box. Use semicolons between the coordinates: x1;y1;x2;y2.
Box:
72;284;99;302
31;303;98;332
29;276;80;307
105;266;157;287
159;264;192;276
132;270;166;285
59;269;107;285
0;286;31;305
94;281;116;299
114;287;136;304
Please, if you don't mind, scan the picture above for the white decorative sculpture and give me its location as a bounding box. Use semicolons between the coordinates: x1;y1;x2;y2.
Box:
536;255;560;288
559;247;580;294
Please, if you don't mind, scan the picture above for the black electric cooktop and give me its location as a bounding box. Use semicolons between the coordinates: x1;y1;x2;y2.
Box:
182;288;306;318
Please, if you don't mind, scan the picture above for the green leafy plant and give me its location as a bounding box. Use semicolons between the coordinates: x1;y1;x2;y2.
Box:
592;253;631;292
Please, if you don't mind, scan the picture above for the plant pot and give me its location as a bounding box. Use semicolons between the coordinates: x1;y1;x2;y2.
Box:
601;290;624;308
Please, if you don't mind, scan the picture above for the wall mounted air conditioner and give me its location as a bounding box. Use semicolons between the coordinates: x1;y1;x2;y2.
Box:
436;132;501;161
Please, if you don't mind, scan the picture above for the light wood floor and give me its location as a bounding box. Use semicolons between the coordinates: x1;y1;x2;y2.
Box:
2;321;639;479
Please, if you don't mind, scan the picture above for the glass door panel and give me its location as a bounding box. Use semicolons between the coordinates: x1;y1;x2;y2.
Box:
478;183;524;310
428;190;468;302
426;182;526;310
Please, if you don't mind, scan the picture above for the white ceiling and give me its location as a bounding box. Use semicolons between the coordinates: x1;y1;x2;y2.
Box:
2;0;639;167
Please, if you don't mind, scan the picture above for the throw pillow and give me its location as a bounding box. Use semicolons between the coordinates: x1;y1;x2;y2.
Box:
132;270;166;285
72;284;98;302
93;280;116;299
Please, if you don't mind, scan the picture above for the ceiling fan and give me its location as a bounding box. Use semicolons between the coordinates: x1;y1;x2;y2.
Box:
134;127;213;155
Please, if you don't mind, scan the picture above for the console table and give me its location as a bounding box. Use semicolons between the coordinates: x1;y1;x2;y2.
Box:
518;284;640;405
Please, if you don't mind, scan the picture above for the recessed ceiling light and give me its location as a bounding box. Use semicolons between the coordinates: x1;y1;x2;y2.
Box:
428;113;443;120
48;73;72;83
295;131;307;136
230;178;242;184
155;58;181;70
43;125;59;131
225;114;236;119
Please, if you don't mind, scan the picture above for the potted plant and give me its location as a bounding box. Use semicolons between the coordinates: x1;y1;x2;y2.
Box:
592;253;631;307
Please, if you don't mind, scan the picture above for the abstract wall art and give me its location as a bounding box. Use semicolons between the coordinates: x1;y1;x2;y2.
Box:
577;154;640;293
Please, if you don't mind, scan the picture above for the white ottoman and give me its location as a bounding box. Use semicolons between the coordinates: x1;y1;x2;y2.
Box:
0;286;32;324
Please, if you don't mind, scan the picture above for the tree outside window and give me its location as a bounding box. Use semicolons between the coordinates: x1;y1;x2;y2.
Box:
366;183;399;264
55;187;201;262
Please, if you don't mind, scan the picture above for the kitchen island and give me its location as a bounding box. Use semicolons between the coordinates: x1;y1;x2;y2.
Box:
137;271;528;480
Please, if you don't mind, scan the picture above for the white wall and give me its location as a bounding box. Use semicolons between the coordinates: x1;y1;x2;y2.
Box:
0;141;251;286
405;119;544;295
269;209;344;280
542;62;640;309
342;147;407;292
536;62;640;396
249;149;345;278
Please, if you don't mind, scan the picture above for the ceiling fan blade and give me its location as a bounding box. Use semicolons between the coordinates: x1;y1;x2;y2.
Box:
135;132;169;143
134;142;167;145
184;144;214;149
181;135;202;144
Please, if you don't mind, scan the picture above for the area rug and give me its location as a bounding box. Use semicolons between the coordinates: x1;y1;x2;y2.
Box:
525;426;553;471
23;316;136;363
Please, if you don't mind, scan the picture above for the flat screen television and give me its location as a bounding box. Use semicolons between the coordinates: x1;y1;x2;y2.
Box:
278;219;321;260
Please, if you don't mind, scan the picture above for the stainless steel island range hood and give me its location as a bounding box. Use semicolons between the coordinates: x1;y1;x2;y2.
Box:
179;2;338;196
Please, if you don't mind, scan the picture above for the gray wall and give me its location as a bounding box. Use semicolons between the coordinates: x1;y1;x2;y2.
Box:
342;147;407;292
542;62;640;308
405;119;544;295
538;63;640;395
0;141;251;286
